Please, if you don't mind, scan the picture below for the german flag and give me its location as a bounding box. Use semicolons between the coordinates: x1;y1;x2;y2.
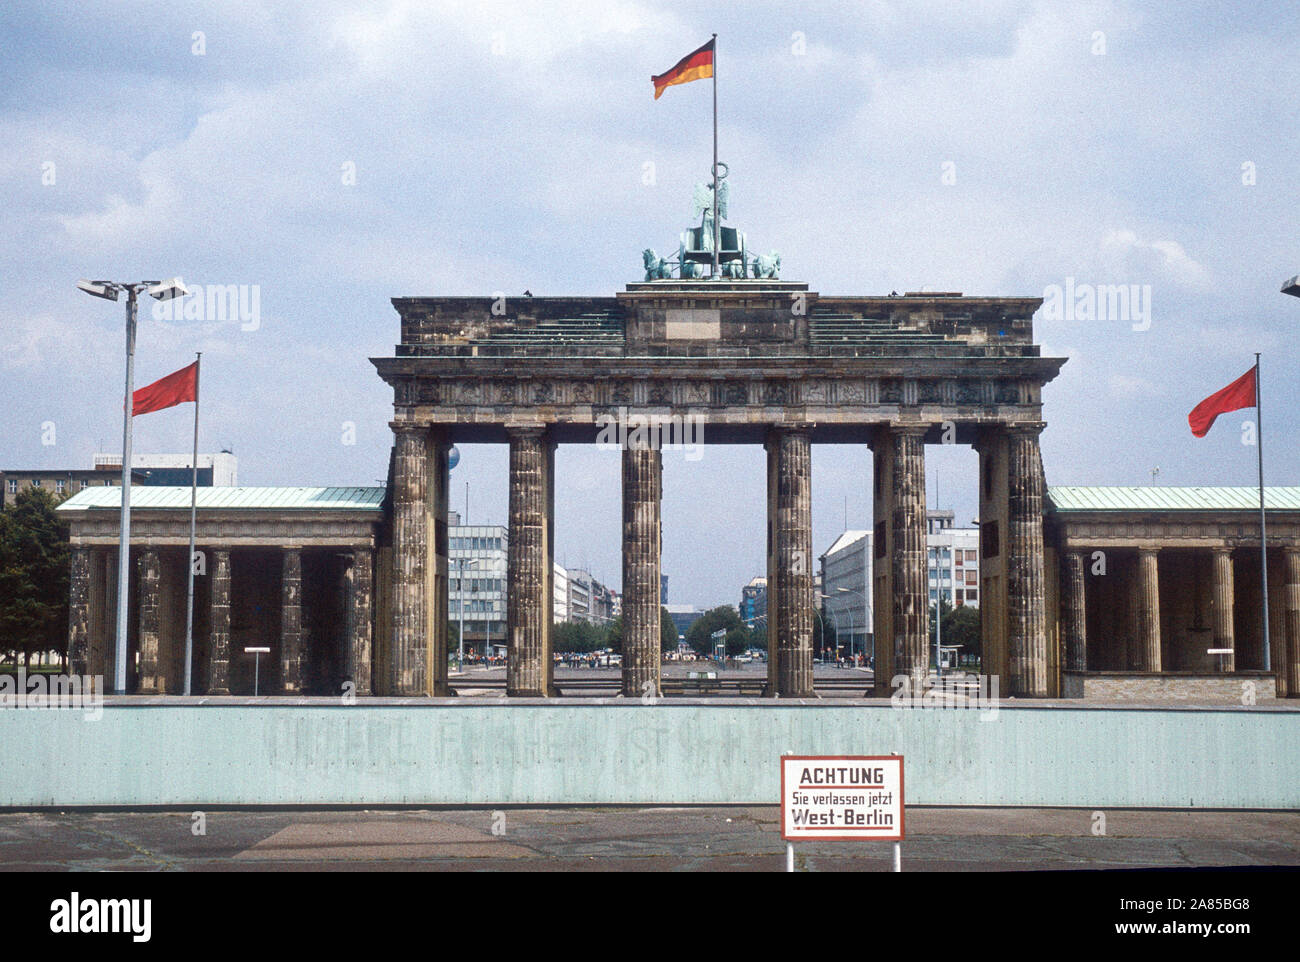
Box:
652;38;714;99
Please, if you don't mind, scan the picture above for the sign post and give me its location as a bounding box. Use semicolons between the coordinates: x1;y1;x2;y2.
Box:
245;646;270;696
781;755;904;872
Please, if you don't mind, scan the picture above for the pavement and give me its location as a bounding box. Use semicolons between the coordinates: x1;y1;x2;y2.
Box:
2;806;1297;871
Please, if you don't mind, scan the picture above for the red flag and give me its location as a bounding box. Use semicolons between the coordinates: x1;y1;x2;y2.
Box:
1188;365;1256;438
133;361;197;417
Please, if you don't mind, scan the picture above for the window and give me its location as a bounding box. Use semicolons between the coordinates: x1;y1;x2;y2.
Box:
30;478;41;488
5;479;15;494
967;590;978;602
56;480;66;493
965;549;977;564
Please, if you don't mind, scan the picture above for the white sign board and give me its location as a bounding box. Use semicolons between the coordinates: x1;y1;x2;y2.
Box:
781;755;904;842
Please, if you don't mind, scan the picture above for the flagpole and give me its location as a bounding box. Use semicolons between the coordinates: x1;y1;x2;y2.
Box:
1256;352;1270;672
114;289;138;695
711;32;719;280
183;352;201;696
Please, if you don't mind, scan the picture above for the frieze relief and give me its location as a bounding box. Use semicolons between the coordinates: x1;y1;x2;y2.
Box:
428;375;1036;413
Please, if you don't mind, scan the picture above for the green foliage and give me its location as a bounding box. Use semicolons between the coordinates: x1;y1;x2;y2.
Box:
0;488;70;666
684;605;752;657
552;619;608;653
942;605;982;660
660;607;677;652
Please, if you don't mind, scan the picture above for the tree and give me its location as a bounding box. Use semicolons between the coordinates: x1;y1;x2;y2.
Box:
0;488;70;669
605;615;623;654
660;607;677;652
552;619;603;653
684;605;750;657
943;605;982;664
929;598;981;665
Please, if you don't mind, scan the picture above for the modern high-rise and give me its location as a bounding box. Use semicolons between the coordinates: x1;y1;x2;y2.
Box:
448;522;507;653
818;530;873;658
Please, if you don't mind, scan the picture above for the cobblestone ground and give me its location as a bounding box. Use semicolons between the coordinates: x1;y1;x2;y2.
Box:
1;807;1296;871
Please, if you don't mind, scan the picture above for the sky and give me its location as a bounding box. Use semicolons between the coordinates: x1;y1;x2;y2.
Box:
2;0;1298;609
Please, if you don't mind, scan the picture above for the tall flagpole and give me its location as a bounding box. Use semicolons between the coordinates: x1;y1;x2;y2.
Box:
114;289;138;695
1256;352;1270;671
711;33;719;280
183;352;201;696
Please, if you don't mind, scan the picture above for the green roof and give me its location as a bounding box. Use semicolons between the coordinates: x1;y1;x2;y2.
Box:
56;486;385;512
1046;486;1300;512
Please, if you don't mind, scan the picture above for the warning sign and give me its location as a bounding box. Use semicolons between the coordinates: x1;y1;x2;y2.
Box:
781;755;904;842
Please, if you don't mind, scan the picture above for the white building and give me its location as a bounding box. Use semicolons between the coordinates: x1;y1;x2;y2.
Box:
552;561;568;623
449;522;507;653
567;568;593;623
94;451;238;486
927;510;980;609
818;529;872;659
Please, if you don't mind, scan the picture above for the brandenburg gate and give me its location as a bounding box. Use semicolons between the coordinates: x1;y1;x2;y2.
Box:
371;280;1066;699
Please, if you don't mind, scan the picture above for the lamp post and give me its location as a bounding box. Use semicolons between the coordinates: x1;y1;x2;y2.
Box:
817;593;844;664
454;556;484;670
77;278;189;694
836;586;869;667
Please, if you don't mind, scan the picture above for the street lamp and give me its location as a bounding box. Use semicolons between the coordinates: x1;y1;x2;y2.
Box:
815;599;841;664
78;277;189;694
836;586;869;666
1281;274;1300;298
454;556;486;669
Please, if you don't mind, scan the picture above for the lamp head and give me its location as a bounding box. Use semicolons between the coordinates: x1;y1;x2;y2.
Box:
76;279;119;301
148;277;189;301
1282;274;1300;298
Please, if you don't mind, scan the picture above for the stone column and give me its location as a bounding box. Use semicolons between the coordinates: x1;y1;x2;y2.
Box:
391;422;444;696
765;426;813;697
105;555;119;688
281;548;303;693
1283;548;1300;697
208;549;231;694
892;427;929;690
347;547;374;696
1061;549;1087;672
137;548;162;693
88;549;108;685
1210;547;1235;673
621;443;662;697
507;426;553;697
1006;425;1048;696
1133;548;1161;672
67;546;91;677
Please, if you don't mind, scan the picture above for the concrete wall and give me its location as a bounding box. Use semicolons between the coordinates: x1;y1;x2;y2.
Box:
2;701;1296;809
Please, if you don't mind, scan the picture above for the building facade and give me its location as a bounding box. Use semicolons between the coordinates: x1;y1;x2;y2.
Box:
819;531;872;659
740;576;766;629
448;523;507;653
94;452;238;486
2;468;147;508
927;510;980;610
